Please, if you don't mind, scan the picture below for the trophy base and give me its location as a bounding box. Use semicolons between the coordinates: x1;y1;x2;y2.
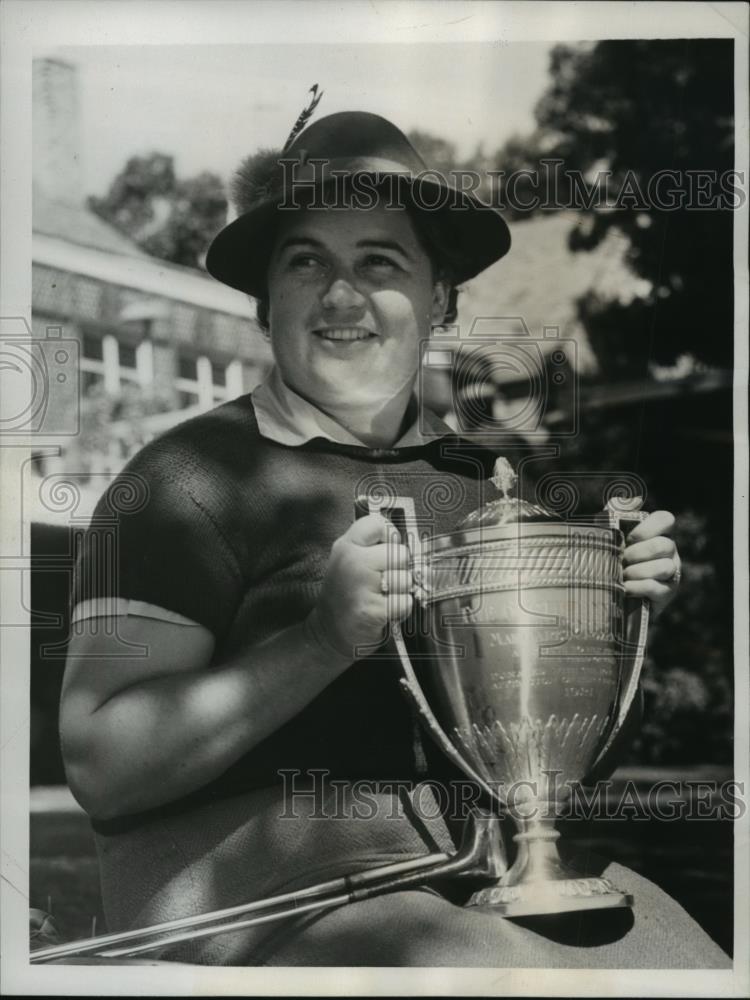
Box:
466;878;633;918
463;815;635;918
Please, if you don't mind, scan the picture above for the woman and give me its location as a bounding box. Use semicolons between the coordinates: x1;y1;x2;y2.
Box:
61;109;727;967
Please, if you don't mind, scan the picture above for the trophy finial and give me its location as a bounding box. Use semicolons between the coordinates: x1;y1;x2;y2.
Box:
490;457;517;499
457;456;558;528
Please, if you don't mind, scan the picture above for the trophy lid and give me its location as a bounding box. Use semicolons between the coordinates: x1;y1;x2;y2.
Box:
456;457;562;528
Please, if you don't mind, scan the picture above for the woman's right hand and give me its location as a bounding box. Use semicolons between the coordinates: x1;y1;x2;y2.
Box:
306;513;414;662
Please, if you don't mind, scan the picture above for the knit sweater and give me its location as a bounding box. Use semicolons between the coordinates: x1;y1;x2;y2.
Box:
72;393;537;831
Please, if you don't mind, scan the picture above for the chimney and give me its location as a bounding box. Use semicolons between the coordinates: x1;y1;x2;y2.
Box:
33;58;83;206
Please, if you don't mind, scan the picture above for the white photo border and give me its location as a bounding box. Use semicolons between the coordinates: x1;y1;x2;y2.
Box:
1;1;747;995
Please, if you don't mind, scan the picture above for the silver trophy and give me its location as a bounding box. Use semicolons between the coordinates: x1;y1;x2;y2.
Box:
374;458;650;918
30;460;652;964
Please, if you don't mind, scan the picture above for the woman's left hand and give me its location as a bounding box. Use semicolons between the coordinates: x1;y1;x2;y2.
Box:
622;510;681;617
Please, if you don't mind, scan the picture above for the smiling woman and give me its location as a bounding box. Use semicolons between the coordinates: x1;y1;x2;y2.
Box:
58;106;723;969
263;203;447;447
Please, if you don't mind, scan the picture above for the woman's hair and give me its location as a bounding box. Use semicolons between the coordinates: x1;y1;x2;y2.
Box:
253;183;462;332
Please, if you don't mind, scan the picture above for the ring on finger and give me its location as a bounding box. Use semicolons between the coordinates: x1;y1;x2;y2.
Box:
380;571;389;595
671;562;682;585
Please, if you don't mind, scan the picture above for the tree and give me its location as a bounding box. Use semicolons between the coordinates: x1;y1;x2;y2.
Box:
509;39;735;373
500;40;737;765
89;153;228;270
407;130;460;176
490;130;559;220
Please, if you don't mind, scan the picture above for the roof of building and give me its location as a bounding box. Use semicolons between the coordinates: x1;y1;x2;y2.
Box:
32;187;150;259
32;189;255;318
457;212;649;377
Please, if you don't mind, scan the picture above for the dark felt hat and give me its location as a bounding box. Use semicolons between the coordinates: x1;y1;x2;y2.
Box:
206;110;511;297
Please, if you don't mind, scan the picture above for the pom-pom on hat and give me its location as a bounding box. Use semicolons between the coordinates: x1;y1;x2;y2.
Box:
206;101;511;298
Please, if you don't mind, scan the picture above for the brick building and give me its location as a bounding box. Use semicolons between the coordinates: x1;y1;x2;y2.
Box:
31;58;272;518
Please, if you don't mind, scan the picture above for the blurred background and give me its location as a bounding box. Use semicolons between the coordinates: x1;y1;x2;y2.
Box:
28;39;736;954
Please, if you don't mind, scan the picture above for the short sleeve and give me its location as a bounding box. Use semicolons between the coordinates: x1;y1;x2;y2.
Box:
70;445;244;640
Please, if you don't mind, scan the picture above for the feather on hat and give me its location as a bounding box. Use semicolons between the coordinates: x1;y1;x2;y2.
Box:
231;84;324;213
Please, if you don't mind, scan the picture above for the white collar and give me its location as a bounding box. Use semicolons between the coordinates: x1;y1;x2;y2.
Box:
251;367;453;448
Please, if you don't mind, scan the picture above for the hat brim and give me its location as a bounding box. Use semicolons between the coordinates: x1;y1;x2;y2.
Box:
206;171;510;298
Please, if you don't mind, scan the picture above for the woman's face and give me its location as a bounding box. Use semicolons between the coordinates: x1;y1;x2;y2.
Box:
265;202;447;413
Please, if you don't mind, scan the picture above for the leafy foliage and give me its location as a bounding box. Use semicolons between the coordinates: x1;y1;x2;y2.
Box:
506;40;736;764
64;381;176;480
407;130;461;176
88;153;227;269
516;39;734;372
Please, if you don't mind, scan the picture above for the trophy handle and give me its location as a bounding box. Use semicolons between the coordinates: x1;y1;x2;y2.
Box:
359;495;508;816
588;510;651;775
588;597;650;775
